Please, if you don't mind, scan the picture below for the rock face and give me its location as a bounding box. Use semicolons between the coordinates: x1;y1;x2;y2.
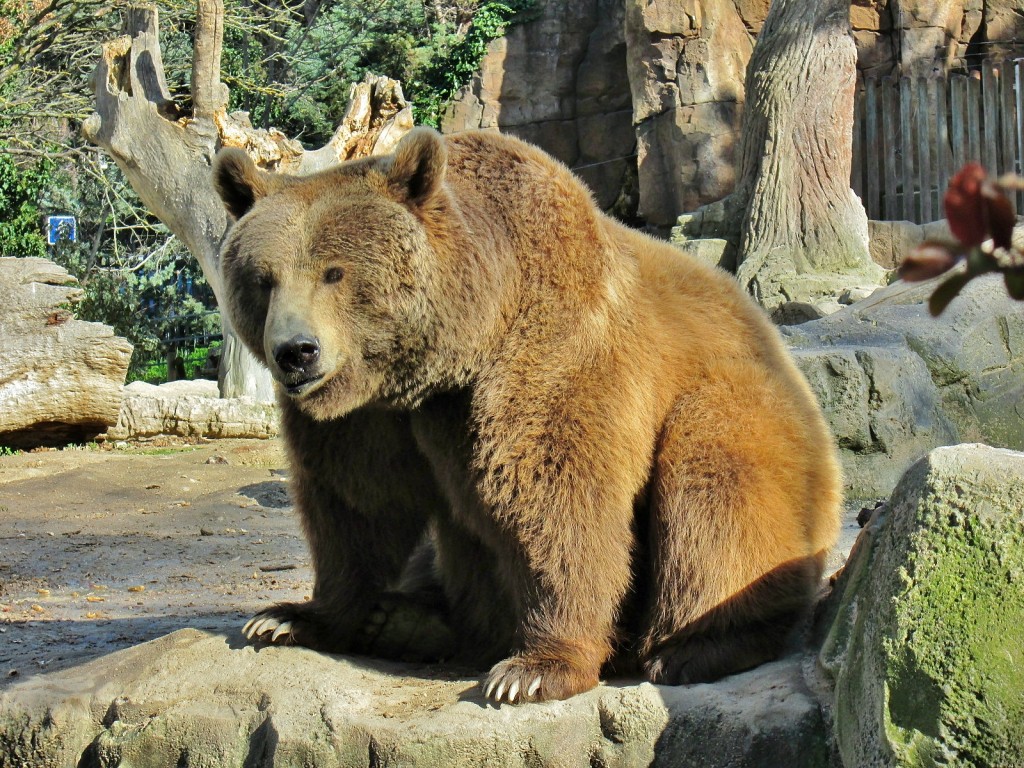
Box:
866;220;953;269
819;444;1024;766
624;0;760;227
442;0;634;211
0;257;132;449
104;380;278;440
784;275;1024;498
0;629;828;768
850;0;994;77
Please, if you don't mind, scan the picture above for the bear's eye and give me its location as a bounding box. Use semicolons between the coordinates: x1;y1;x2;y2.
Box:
324;266;345;285
255;272;274;291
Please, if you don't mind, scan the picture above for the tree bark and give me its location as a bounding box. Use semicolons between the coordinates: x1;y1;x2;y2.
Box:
729;0;883;314
84;3;414;399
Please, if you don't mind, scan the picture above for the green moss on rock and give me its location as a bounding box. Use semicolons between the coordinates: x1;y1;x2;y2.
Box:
822;445;1024;767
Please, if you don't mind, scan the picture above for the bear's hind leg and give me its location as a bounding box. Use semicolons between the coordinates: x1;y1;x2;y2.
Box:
640;382;834;685
642;559;820;684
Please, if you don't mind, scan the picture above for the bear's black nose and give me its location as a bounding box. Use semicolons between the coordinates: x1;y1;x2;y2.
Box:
274;335;321;374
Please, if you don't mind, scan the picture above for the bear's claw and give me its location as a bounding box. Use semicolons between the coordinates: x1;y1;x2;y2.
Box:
271;621;293;642
243;613;294;644
483;655;596;704
484;663;543;704
527;675;543;697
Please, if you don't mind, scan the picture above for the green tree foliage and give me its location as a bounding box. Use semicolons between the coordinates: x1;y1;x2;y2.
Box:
0;148;52;257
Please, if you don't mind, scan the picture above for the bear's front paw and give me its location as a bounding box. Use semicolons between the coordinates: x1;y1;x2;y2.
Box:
482;654;599;704
242;602;341;651
243;610;297;645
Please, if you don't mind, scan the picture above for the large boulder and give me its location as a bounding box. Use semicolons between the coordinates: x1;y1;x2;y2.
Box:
0;629;828;767
818;444;1024;766
0;257;132;449
784;275;1024;498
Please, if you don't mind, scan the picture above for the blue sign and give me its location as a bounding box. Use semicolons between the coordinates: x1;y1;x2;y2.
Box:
47;215;77;245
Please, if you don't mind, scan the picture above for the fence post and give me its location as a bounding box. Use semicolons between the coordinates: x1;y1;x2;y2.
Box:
950;73;967;170
983;60;1000;171
917;76;934;221
935;75;951;219
1017;59;1024;212
883;76;900;220
900;76;916;221
865;77;880;220
968;71;982;164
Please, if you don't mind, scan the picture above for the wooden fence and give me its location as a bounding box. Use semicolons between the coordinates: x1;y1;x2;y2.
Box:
852;58;1024;223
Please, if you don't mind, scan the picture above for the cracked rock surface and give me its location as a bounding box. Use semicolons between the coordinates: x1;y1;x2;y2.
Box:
785;275;1024;498
0;629;828;768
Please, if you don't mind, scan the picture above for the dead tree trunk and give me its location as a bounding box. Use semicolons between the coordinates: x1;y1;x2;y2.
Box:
728;0;883;315
667;0;884;315
83;3;413;398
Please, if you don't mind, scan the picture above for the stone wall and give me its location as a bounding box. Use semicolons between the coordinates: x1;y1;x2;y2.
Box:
624;0;762;227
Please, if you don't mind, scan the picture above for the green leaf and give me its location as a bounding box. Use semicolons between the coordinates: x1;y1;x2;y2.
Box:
1004;270;1024;301
928;271;974;316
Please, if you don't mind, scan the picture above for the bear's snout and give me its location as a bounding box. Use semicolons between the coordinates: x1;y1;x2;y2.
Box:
274;334;321;375
272;334;326;397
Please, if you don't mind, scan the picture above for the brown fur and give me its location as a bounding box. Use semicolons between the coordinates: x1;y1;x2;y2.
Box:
212;128;842;703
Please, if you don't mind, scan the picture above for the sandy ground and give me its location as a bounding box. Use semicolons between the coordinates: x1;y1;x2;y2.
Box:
0;438;311;686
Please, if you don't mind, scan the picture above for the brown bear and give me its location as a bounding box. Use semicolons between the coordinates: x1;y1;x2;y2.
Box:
212;127;842;704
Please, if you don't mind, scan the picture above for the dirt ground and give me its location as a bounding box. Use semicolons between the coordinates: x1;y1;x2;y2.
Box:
0;437;311;686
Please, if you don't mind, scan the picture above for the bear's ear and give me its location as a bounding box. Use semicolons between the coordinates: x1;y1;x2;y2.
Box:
213;148;276;220
387;127;446;206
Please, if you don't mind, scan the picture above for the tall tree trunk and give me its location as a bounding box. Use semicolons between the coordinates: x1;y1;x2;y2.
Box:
729;0;883;314
83;3;414;399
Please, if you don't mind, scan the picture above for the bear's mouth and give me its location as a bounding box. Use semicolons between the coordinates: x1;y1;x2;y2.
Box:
283;374;324;398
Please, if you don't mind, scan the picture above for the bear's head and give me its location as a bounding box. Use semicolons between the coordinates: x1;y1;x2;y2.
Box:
213;128;456;420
